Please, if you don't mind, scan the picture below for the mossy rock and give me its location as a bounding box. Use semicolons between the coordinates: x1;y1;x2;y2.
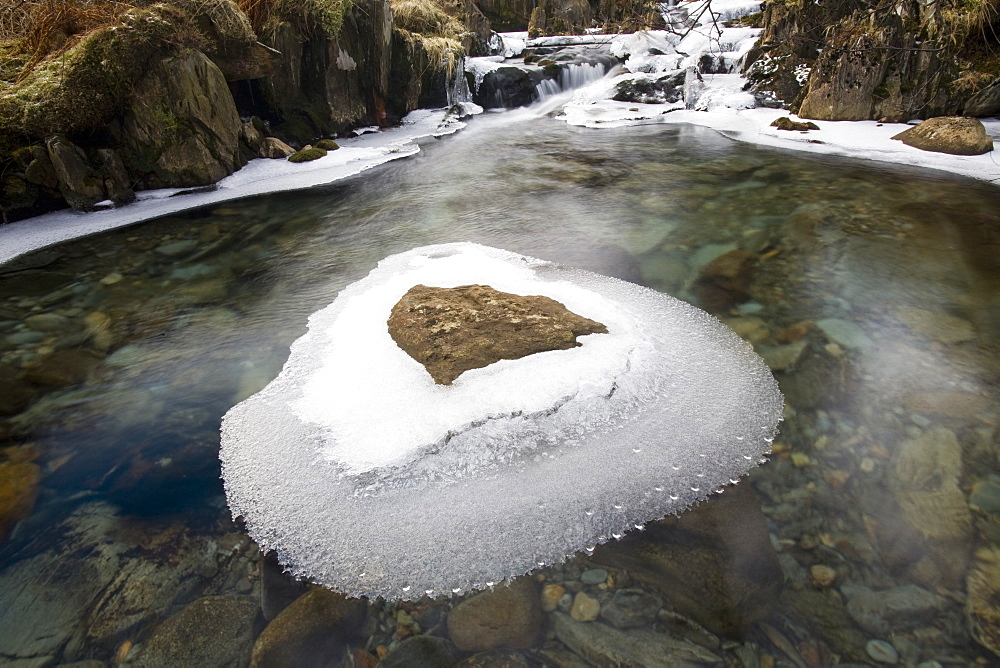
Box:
314;139;340;150
288;146;328;162
0;5;204;137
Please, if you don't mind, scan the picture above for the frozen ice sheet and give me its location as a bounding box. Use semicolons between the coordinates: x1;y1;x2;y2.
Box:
220;243;784;600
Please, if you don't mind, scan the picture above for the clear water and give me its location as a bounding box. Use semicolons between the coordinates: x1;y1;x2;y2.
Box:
1;114;998;665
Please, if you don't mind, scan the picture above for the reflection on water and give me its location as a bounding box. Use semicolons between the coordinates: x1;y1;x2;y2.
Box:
1;116;998;665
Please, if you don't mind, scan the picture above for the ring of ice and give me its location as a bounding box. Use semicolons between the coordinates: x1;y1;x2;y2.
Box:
221;242;783;600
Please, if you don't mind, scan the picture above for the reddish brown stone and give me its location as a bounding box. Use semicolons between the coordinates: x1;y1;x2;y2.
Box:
387;284;607;385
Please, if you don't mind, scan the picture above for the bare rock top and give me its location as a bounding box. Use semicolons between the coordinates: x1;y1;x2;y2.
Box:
387;284;608;385
891;117;994;156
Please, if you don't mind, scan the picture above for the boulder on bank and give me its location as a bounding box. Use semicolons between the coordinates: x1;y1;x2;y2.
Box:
891;117;994;155
113;50;245;188
260;137;296;159
387;283;608;384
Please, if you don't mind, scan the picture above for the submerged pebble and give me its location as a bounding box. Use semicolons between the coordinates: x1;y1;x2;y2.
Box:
865;639;899;664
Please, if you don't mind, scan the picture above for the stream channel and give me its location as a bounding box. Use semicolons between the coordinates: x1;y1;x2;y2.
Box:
1;111;999;665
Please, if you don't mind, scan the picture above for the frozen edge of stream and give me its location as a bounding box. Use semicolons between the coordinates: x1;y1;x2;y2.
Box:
2;1;999;265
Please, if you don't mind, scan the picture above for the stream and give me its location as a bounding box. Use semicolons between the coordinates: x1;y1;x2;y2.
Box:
1;113;999;665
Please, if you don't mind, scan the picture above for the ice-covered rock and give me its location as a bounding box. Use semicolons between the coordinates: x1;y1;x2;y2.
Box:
220;243;782;600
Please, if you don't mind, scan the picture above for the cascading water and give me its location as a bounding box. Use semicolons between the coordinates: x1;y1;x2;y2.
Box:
535;62;609;100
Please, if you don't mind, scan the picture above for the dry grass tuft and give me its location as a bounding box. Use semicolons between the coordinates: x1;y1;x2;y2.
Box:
1;0;138;72
391;0;463;39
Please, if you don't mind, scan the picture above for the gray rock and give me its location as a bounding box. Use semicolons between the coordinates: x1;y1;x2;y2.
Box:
969;479;1000;513
24;313;70;333
865;639;899;664
380;635;457;668
45;135;105;211
250;587;367;667
446;578;542;652
155;239;199;257
259;137;295;159
5;331;45;345
592;483;782;638
114;50;243;189
891;117;994;156
552;612;721;666
756;340;808;372
0;502;235;662
132;596;258;667
579;568;608;585
843;585;947;634
816;318;872;349
600;588;662;628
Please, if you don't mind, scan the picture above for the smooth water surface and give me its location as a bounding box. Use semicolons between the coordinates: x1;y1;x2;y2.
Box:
1;114;999;665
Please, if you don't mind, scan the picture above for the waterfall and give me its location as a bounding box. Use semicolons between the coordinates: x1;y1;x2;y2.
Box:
534;62;609;100
447;56;474;107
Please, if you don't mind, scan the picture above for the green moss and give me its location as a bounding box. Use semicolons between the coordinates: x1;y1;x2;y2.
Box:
314;138;340;150
0;5;204;138
270;0;354;39
288;146;328;162
872;84;890;99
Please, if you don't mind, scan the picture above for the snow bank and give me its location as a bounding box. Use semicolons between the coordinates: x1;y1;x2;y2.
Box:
0;109;474;266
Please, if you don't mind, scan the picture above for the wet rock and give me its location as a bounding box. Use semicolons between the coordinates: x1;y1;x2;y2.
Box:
891;117;994;156
896;306;975;344
600;588;662;628
969;479;1000;513
815;318;872;350
45;135;105;211
132;595;258;667
541;583;565;612
24;313;70;332
259;137;295;159
23;349;103;387
473;67;537;109
866;639;899;664
0;459;41;539
757;340;808;372
782;590;869;662
0;369;35;416
612;72;685;104
771;117;820;131
155;239;199;257
458;649;531;667
692;249;755;311
446;578;543;652
380;635;458;668
723;317;770;345
250;588;367;667
579;568;607;585
902;391;989;419
891;426;972;585
388;284;608;385
592;483;782;638
808;564;836;589
843;584;947;635
552;612;721;665
260;550;308;621
0;502;238;662
966;547;1000;658
570;592;600;622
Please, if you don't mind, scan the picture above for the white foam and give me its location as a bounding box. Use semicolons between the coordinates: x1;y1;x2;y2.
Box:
220;243;783;600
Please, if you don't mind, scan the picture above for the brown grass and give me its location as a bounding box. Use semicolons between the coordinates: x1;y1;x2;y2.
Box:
1;1;138;71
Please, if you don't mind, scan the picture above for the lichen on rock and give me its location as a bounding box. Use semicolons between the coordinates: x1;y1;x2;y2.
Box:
387;283;609;384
